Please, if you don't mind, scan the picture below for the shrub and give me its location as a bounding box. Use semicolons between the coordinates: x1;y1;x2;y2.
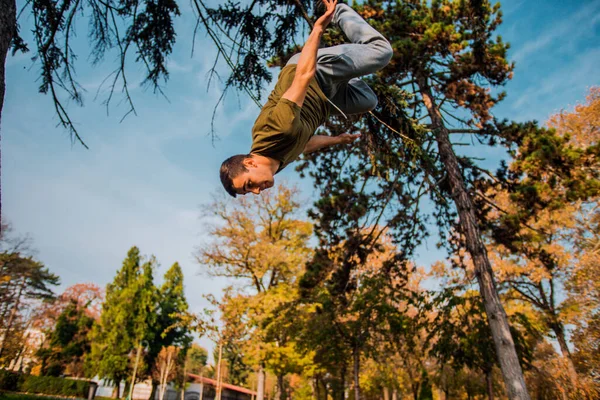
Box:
0;394;70;400
18;375;91;397
0;369;21;391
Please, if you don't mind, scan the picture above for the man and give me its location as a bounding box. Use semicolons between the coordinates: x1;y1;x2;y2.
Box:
220;0;392;196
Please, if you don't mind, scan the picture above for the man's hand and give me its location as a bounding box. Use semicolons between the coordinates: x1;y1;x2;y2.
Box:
315;0;337;31
337;133;360;144
303;133;360;154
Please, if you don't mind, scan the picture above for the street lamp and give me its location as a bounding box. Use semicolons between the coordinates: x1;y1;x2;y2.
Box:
127;339;149;400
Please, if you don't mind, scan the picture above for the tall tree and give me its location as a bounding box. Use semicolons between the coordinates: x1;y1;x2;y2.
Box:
480;88;600;390
0;252;59;363
429;289;536;400
147;262;192;395
88;246;157;398
197;183;312;400
282;0;531;397
359;1;530;397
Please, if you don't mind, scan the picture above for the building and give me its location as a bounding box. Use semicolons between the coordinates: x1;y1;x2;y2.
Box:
186;374;256;400
94;374;256;400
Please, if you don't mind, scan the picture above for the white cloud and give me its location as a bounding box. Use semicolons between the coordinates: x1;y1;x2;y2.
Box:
511;1;600;64
508;47;600;122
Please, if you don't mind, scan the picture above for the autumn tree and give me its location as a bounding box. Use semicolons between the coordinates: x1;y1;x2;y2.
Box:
197;183;312;400
479;87;600;393
31;283;104;333
154;346;180;400
429;289;536;400
293;0;529;397
36;299;95;377
295;232;424;400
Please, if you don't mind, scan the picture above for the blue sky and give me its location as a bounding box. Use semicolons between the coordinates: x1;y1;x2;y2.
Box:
3;0;599;354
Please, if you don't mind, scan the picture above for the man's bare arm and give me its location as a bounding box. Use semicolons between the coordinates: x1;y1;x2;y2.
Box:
303;134;360;154
282;0;337;107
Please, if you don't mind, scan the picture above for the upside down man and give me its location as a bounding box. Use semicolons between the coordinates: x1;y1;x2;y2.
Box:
220;0;393;197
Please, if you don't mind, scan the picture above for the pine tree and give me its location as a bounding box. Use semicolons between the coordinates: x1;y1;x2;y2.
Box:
295;1;528;397
156;262;191;350
88;246;157;397
147;262;192;395
0;252;59;363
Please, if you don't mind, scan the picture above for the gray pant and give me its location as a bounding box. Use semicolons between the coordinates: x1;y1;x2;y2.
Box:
286;3;393;116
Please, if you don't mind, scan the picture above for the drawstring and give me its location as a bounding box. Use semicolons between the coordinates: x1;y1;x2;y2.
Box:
326;97;348;120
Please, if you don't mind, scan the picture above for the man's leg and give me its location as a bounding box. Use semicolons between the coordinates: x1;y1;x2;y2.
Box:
287;3;392;115
326;78;378;116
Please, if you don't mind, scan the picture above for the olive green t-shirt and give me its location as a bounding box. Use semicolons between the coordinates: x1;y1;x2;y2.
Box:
250;64;330;173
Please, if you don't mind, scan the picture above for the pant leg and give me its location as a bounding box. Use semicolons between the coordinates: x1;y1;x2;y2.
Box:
328;78;379;116
287;4;392;114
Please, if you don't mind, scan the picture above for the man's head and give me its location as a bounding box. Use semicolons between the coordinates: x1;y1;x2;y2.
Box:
220;154;275;197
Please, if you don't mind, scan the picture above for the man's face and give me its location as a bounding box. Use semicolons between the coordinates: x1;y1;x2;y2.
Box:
231;158;274;196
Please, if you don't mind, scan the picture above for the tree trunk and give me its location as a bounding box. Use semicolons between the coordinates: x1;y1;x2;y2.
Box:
149;382;158;400
0;0;16;217
412;384;419;400
257;364;266;400
417;76;531;400
550;321;579;388
276;374;285;400
392;388;397;400
353;344;360;400
0;282;23;360
113;380;121;399
313;375;321;400
181;354;187;400
486;370;494;400
383;387;390;400
340;364;346;400
216;344;223;400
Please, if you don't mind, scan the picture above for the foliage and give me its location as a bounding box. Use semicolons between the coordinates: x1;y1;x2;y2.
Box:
148;262;192;389
5;0;181;146
17;375;91;397
154;346;180;400
572;312;600;393
185;343;208;376
0;372;91;397
477;86;600;394
0;241;59;366
198;183;313;398
36;299;95;377
87;246;157;387
197;184;312;293
0;369;21;391
30;283;104;333
0;394;73;400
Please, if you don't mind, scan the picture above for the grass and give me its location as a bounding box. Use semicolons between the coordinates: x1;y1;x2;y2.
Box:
0;393;85;400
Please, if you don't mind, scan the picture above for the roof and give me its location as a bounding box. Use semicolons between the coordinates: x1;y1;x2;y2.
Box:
187;373;257;396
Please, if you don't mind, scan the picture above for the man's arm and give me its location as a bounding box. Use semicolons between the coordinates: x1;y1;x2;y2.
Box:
303;133;360;154
282;0;337;107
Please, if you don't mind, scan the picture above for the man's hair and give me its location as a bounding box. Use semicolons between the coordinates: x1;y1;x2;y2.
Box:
220;154;252;198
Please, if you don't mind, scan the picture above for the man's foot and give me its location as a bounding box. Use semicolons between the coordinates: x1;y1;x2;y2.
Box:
314;0;346;16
